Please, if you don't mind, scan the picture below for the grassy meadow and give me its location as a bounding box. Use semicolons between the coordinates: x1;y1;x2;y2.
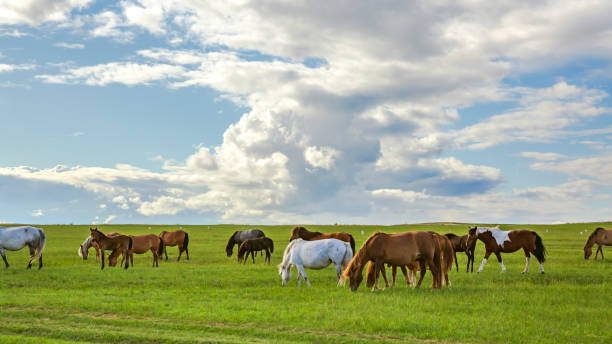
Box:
0;222;610;343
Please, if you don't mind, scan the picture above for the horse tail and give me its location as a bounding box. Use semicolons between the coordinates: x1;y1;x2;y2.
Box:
348;234;356;255
128;237;133;251
182;232;189;251
532;232;547;263
30;228;46;263
444;238;454;274
269;238;274;254
158;237;165;257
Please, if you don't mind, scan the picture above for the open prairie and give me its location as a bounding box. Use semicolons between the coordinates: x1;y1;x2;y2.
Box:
0;223;610;343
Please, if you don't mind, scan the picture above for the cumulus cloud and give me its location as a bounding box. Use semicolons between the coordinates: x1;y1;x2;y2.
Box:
0;0;93;25
0;63;35;73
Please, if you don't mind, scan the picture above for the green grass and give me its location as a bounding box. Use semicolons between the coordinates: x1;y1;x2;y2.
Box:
0;223;610;343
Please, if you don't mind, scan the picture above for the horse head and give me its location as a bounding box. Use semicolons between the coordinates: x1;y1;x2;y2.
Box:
466;226;478;249
289;226;305;241
278;262;291;286
584;246;592;260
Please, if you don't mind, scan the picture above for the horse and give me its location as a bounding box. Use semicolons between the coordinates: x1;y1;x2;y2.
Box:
366;232;453;289
159;230;189;261
289;226;356;254
467;226;547;274
225;229;265;257
78;232;122;262
584;227;612;260
89;227;132;270
237;237;274;264
108;234;165;267
0;226;46;269
343;231;442;291
278;238;353;287
444;233;475;272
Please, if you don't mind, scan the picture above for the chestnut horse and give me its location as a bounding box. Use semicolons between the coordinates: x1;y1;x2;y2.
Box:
467;226;547;274
289;226;355;255
444;233;475;272
237;237;274;264
584;227;612;260
225;229;265;257
159;230;189;261
108;234;165;267
344;231;442;291
89;228;131;270
367;232;454;288
78;232;122;262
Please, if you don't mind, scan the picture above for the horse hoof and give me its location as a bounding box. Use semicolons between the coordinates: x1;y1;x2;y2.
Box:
541;271;545;274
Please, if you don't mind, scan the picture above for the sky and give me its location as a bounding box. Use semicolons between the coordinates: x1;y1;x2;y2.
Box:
1;0;611;225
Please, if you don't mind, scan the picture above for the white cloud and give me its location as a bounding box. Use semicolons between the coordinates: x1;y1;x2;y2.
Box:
0;0;93;25
531;153;612;185
0;63;35;73
99;204;107;209
31;209;43;217
103;215;117;224
520;152;566;161
54;42;84;49
304;146;339;170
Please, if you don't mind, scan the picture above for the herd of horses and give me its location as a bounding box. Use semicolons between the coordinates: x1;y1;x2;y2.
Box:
0;224;610;290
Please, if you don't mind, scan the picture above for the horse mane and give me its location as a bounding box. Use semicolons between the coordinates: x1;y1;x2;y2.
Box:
444;233;458;239
278;239;300;273
225;231;238;252
293;226;322;239
343;232;385;278
586;227;605;246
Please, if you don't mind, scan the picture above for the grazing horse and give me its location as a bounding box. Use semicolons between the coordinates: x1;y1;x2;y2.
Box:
78;232;122;262
444;233;475;272
289;226;356;255
89;228;132;270
108;234;165;267
344;231;442;291
584;227;612;260
237;237;274;264
225;229;265;257
0;226;46;269
467;226;546;274
278;238;353;287
159;230;189;261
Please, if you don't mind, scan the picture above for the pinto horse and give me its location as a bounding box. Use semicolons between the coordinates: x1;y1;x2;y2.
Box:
108;234;165;267
225;229;265;257
467;226;546;274
289;226;356;255
89;228;132;270
159;230;189;261
278;238;353;287
584;227;612;260
237;237;274;264
344;231;442;291
444;233;475;272
0;226;46;269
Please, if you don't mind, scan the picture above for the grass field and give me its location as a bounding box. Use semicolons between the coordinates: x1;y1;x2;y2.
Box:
0;223;610;343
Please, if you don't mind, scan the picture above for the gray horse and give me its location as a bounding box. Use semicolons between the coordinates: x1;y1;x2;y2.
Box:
225;229;265;257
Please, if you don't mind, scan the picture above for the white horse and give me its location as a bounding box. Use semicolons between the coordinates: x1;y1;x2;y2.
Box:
278;238;353;287
0;226;46;269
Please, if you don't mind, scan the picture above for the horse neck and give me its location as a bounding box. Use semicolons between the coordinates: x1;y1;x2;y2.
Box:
300;229;320;240
477;232;497;248
226;233;237;252
82;237;93;249
585;231;600;248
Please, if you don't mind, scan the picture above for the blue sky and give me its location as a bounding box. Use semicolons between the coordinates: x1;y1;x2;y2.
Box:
1;1;611;225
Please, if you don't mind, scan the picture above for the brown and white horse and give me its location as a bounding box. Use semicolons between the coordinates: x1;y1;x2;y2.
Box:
344;231;442;291
467;226;546;274
289;226;356;255
584;227;612;260
108;234;165;267
89;228;132;270
444;233;475;272
159;230;189;261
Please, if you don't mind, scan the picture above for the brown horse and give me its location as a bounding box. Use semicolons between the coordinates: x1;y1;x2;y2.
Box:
289;226;355;254
89;228;131;270
467;226;546;274
584;227;612;260
237;237;274;264
79;232;123;262
368;232;454;288
109;234;165;267
444;233;475;272
159;230;189;261
343;231;442;291
226;229;266;257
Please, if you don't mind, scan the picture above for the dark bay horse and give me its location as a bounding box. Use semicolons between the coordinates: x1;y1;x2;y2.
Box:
159;230;189;261
226;229;265;257
237;237;274;264
289;226;355;255
109;234;165;267
343;231;442;291
444;233;475;272
467;226;546;274
0;226;46;269
584;227;612;260
89;228;132;270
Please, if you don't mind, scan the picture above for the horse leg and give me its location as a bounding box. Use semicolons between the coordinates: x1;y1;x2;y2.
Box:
494;251;505;273
379;263;390;289
251;250;256;264
265;249;270;264
124;250;130;270
399;266;410;287
130;252;134;267
101;249;105;270
597;245;604;260
0;248;9;268
372;261;381;291
164;245;168;261
27;244;35;269
391;265;397;287
334;262;343;286
415;259;427;288
522;249;531;274
296;264;310;287
95;246;100;262
465;251;470;273
454;251;458;272
177;246;183;262
477;251;492;273
151;248;156;267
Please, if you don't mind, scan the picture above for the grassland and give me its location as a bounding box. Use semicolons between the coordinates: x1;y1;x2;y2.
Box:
0;222;610;343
